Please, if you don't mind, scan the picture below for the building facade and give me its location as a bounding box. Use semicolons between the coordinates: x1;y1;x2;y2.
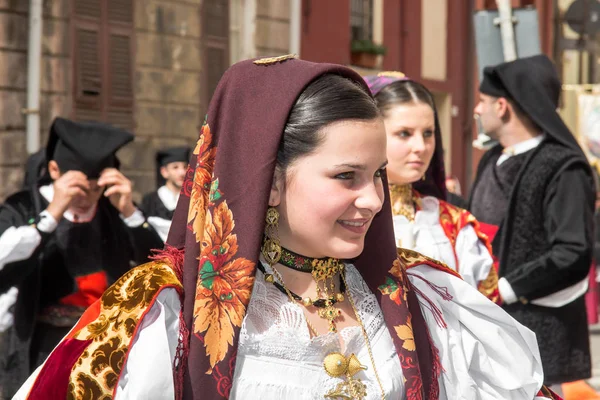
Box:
0;0;294;202
300;0;473;190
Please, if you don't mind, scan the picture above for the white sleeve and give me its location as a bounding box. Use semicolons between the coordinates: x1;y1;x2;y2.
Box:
455;224;493;288
407;265;545;400
115;288;181;399
146;216;172;242
120;208;145;228
0;226;41;271
0;210;59;271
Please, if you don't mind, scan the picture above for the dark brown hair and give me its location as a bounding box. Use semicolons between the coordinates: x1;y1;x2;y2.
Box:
277;74;379;171
373;79;436;115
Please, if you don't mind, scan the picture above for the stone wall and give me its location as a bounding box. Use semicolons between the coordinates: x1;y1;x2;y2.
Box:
0;0;292;202
122;0;203;201
0;0;71;201
255;0;290;57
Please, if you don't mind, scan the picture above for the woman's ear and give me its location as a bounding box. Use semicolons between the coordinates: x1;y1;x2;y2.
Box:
269;168;284;207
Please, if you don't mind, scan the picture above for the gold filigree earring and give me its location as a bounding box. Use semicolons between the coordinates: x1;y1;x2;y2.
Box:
261;207;282;268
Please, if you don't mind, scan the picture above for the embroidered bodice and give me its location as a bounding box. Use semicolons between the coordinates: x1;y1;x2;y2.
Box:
230;263;404;399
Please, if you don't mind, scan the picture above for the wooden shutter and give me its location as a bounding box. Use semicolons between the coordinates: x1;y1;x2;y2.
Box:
72;0;134;129
202;0;229;112
73;0;103;122
107;0;134;130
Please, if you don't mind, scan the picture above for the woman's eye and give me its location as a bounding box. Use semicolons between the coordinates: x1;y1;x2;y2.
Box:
397;130;410;138
424;129;434;138
374;168;386;178
335;172;354;180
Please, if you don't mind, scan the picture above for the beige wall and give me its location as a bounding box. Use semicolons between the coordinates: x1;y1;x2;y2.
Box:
126;0;204;200
0;0;291;202
557;0;593;142
432;91;452;173
421;0;447;82
0;0;71;201
255;0;290;57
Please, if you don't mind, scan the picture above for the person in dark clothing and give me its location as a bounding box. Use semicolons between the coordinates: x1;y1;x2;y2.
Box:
21;149;46;190
141;146;190;242
468;55;595;390
0;117;163;398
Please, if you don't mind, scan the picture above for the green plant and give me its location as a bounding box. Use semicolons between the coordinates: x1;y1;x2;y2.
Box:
350;39;387;55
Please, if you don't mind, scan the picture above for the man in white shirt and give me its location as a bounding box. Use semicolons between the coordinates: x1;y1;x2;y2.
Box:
141;146;190;242
0;117;163;398
469;55;595;392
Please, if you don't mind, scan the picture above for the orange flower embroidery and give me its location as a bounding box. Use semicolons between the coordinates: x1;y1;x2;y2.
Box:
193;201;255;369
189;122;217;242
394;315;416;351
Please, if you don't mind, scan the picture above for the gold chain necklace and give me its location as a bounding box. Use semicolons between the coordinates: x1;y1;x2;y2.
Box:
267;264;385;399
322;268;386;400
389;184;417;222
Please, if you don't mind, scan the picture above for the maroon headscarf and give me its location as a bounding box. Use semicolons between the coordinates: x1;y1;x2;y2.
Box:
165;57;441;399
364;73;448;201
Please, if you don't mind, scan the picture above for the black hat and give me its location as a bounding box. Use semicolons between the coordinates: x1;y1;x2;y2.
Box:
46;118;134;179
156;146;191;167
155;146;191;188
479;55;580;152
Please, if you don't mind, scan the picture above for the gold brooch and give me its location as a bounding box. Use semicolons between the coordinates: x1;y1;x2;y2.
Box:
253;54;298;65
377;71;406;78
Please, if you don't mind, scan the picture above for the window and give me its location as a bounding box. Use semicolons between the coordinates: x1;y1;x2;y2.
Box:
72;0;134;130
202;0;230;112
351;0;373;41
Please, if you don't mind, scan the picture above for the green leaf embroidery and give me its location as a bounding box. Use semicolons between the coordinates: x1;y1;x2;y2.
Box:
209;178;222;202
200;260;219;290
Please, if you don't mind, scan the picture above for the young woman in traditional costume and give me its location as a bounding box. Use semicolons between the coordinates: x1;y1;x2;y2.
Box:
365;73;500;303
16;58;558;399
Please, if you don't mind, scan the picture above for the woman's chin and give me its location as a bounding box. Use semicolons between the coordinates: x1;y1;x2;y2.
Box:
328;242;365;260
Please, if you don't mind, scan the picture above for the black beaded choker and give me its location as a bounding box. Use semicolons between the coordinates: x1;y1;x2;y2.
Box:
277;245;342;273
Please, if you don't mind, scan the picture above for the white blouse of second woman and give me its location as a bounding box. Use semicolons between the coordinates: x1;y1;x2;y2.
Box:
393;195;493;288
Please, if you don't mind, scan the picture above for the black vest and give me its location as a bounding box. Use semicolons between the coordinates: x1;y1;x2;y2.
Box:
470;140;593;383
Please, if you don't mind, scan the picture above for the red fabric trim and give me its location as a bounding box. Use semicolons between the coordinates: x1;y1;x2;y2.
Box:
26;338;92;400
405;258;463;280
150;245;185;284
66;298;102;339
59;271;108;308
478;222;499;244
174;309;190;400
112;283;183;398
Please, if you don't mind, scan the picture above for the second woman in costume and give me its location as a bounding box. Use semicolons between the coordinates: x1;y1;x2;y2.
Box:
366;73;500;303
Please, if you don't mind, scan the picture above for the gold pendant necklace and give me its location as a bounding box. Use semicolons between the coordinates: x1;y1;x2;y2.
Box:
389;184;417;222
322;269;386;400
323;353;368;399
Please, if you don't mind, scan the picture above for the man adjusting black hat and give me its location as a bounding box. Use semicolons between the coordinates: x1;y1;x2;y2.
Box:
140;146;191;243
0;117;163;397
469;55;595;390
